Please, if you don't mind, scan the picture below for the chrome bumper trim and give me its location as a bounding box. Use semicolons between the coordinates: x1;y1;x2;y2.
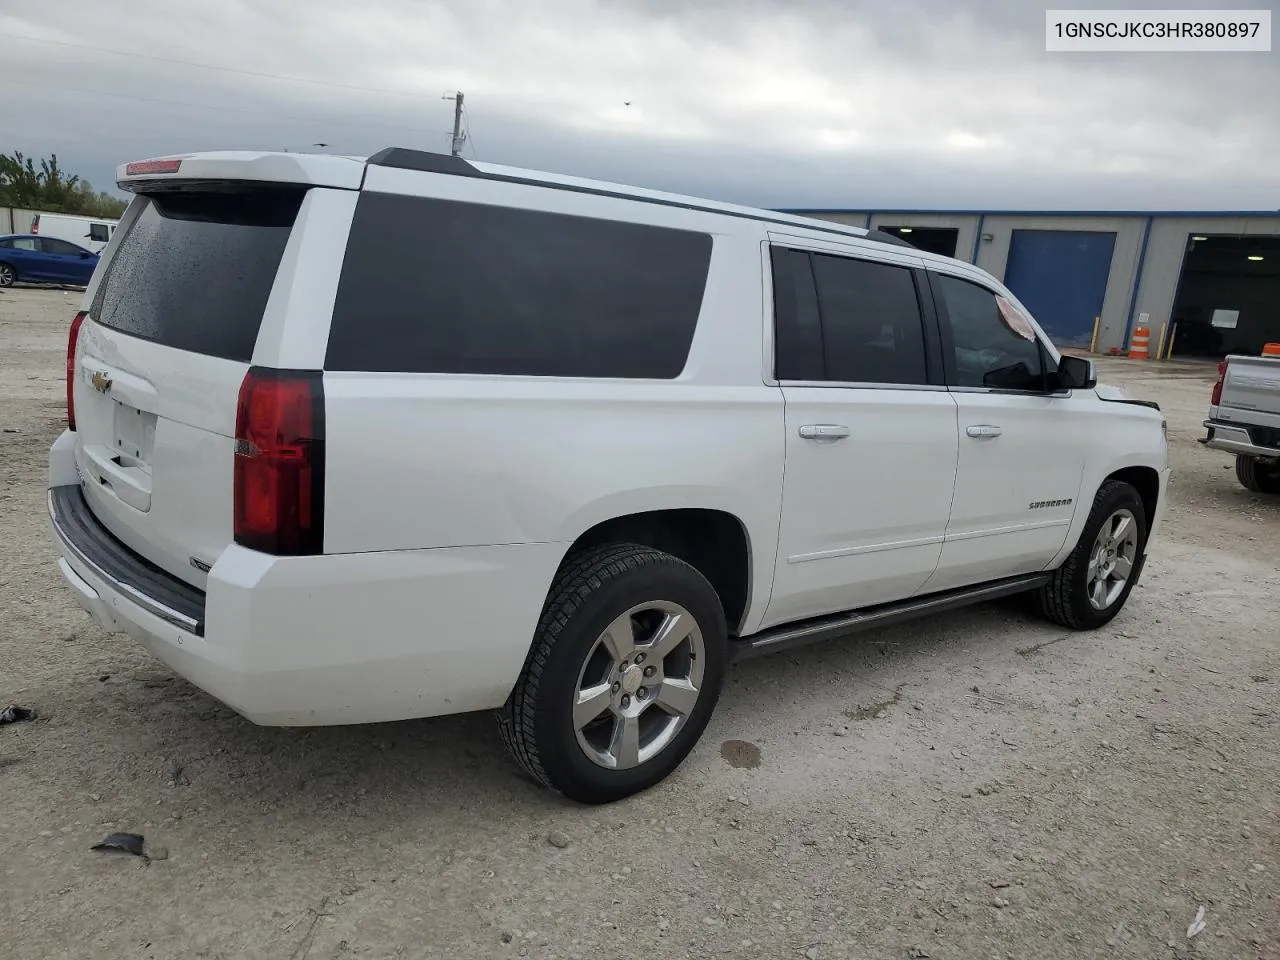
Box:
1200;421;1280;459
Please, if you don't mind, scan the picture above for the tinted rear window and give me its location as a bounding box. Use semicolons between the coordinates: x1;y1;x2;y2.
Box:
326;193;712;378
90;188;303;362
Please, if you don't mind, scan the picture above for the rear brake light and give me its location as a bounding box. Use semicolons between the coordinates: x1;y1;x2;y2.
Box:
125;158;183;176
1210;360;1228;406
30;214;39;234
67;312;87;430
233;368;325;556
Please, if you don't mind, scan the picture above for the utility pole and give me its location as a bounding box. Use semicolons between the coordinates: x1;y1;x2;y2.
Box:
443;91;466;157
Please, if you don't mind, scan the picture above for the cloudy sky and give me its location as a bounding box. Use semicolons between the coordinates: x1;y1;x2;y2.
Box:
2;0;1277;210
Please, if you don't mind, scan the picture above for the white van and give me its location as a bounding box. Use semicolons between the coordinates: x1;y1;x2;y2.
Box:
31;212;119;254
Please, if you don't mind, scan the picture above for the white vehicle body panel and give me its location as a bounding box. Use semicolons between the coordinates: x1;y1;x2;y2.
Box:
253;190;359;369
766;386;958;627
1046;394;1170;568
51;482;563;725
927;391;1086;591
72;326;244;589
47;148;1170;727
70;187;354;592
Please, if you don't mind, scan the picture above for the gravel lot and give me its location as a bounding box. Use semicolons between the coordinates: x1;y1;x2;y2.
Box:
1;287;1276;960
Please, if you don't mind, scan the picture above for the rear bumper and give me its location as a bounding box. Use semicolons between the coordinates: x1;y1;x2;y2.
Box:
1200;420;1280;459
48;439;564;726
49;485;205;635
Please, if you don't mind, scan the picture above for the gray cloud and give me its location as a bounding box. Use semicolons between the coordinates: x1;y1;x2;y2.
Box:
1;0;1276;210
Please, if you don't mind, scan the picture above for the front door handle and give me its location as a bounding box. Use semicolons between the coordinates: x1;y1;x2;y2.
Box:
799;424;851;441
966;424;1003;439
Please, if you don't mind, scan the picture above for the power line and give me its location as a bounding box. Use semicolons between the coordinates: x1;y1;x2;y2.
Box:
0;77;433;140
1;33;573;158
461;103;479;159
1;32;436;102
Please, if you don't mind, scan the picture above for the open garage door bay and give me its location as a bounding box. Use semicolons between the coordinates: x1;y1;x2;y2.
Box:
1171;235;1280;359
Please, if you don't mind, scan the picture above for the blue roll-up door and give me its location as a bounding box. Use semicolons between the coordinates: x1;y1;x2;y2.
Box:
1003;230;1117;347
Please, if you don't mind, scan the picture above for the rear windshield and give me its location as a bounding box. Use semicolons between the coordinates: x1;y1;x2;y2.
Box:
325;193;712;379
90;188;304;362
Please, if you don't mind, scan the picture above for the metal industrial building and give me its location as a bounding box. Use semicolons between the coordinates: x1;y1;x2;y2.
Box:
783;208;1280;359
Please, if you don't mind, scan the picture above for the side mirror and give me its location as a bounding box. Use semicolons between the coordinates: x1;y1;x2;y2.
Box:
1056;354;1097;390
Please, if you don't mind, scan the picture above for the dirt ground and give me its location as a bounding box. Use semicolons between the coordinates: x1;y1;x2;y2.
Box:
1;287;1276;960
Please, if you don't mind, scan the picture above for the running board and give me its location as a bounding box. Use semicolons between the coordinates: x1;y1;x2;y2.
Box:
731;573;1050;661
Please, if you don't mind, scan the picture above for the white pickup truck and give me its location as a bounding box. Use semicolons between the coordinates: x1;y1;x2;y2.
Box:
1202;355;1280;493
49;148;1170;803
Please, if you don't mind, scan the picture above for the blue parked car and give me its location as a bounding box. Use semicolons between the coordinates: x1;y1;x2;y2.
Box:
0;234;99;287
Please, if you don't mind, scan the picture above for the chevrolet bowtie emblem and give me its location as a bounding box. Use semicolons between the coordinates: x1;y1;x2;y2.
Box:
90;371;113;395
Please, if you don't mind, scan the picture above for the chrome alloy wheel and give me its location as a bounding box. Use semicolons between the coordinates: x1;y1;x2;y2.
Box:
573;601;705;770
1087;508;1139;610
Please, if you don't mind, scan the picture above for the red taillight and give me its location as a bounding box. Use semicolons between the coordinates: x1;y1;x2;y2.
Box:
67;311;87;430
1210;359;1228;406
125;158;183;176
30;214;39;234
233;368;325;556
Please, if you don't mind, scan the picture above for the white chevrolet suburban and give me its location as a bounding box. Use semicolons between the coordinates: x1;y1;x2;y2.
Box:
49;148;1170;803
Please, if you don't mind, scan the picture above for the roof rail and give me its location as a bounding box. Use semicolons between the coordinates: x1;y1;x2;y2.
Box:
864;230;913;248
366;148;479;177
366;146;917;251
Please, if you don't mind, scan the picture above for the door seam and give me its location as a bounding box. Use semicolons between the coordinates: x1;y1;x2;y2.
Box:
913;391;962;596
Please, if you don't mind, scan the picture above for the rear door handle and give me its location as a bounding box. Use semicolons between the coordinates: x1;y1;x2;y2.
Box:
966;424;1003;439
798;424;851;441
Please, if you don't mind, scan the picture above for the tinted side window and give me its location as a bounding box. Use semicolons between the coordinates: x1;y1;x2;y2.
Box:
326;194;712;378
89;223;110;242
770;247;823;381
42;238;84;255
11;237;38;251
810;253;927;385
935;274;1045;391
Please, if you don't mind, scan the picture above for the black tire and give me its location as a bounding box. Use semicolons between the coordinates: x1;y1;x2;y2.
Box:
1035;480;1148;630
1236;455;1280;494
0;262;15;288
498;543;728;804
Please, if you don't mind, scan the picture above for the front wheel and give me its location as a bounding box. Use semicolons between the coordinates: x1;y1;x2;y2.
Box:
1036;480;1148;630
0;263;15;287
498;543;727;804
1236;455;1280;494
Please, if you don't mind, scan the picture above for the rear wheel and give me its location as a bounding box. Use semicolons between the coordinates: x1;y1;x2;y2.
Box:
1235;455;1280;494
0;263;15;287
1036;480;1147;630
498;543;727;804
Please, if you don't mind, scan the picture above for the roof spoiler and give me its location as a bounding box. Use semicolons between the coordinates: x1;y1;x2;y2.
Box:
116;152;365;192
